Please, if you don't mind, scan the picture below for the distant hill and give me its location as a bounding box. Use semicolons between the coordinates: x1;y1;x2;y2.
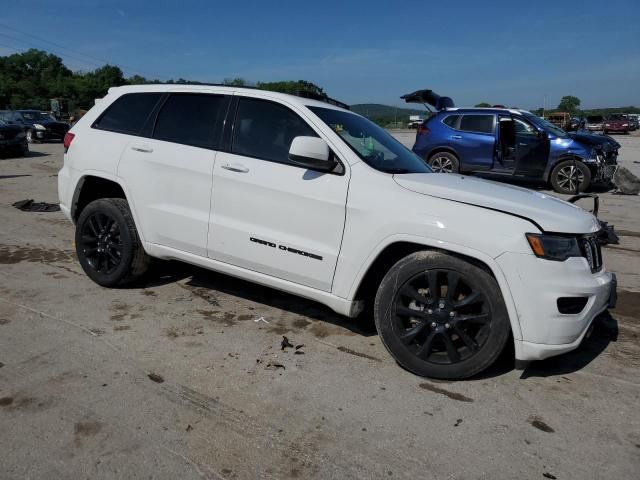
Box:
351;103;427;117
350;103;430;127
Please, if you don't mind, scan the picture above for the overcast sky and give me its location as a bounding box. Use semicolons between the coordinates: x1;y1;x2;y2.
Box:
1;0;638;109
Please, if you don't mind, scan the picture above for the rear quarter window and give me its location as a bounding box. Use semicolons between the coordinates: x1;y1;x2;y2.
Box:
442;115;460;128
93;93;163;135
459;115;495;134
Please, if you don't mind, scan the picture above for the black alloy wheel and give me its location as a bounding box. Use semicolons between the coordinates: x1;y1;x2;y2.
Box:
79;211;123;275
393;269;490;365
374;251;510;379
75;198;149;287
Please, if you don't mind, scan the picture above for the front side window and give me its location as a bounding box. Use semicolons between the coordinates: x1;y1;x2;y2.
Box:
153;93;228;149
523;112;568;138
459;115;494;134
513;117;537;136
93;93;162;135
309;106;431;174
232;98;318;164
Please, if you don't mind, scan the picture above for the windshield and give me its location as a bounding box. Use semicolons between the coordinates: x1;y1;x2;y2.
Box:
522;112;568;138
20;111;53;121
308;106;431;174
607;114;627;120
587;115;603;122
0;111;24;124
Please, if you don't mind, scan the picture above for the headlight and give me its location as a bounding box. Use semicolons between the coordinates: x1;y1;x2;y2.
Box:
33;123;46;130
604;123;610;127
622;123;628;127
526;233;582;261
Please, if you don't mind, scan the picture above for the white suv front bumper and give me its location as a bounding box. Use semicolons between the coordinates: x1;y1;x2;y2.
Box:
496;252;615;361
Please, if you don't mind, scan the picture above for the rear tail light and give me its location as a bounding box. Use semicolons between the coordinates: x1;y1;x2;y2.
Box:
63;132;75;152
416;124;430;135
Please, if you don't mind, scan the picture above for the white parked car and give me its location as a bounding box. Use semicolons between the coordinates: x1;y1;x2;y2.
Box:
58;85;616;379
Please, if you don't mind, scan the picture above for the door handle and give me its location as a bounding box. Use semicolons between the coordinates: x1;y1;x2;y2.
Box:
131;146;153;153
451;135;462;140
221;163;249;173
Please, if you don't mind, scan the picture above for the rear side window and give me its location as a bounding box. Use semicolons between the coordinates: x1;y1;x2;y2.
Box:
232;98;318;164
443;115;460;128
459;115;494;134
93;93;162;135
153;93;229;149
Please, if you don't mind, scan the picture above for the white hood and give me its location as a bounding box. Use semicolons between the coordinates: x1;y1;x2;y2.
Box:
394;173;601;234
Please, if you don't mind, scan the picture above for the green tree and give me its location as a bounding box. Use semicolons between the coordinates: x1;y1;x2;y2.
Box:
557;95;581;113
474;102;491;107
223;77;248;86
256;80;324;96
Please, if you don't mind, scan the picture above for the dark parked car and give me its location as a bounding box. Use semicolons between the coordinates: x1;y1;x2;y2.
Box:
402;89;619;194
585;115;604;132
18;110;70;142
0;118;28;157
603;114;631;134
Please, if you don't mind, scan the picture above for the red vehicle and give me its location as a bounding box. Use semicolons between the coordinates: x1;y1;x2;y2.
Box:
603;114;631;134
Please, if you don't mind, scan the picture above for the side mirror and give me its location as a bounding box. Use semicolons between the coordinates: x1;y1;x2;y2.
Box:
288;136;337;172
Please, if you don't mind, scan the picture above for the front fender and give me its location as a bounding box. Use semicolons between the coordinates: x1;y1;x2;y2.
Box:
346;233;524;341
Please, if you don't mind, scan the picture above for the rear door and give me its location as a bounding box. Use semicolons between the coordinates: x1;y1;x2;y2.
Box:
208;96;349;292
454;114;496;170
117;91;230;256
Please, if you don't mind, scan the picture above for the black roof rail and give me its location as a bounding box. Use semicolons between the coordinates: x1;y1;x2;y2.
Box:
294;90;350;110
155;82;350;110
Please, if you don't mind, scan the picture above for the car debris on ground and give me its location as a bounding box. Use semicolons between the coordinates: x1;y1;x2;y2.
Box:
281;336;294;350
12;199;60;212
613;166;640;194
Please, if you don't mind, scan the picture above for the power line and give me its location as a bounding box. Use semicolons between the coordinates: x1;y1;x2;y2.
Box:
0;23;169;79
0;32;106;71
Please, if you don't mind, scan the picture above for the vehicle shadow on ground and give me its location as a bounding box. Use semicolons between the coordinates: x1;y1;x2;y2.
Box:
0;174;32;180
519;312;618;379
131;260;377;337
25;150;50;158
130;261;618;375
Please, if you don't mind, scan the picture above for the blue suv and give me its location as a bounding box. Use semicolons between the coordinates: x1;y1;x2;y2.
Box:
402;90;619;194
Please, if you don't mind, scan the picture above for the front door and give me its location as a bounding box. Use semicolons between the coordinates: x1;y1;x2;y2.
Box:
208;96;349;292
512;116;550;178
118;91;229;256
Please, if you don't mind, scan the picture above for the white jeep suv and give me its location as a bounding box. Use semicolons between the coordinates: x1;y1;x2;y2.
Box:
58;85;616;379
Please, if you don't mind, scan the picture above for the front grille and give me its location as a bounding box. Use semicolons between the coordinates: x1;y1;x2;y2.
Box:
580;236;602;272
47;124;69;136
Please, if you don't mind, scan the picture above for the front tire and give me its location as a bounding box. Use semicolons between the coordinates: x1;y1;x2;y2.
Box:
550;160;591;194
75;198;149;287
427;152;459;173
374;251;510;379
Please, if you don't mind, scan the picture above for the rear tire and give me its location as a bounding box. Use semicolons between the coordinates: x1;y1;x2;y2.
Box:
427;152;459;173
75;198;149;287
550;160;591;194
374;251;510;379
